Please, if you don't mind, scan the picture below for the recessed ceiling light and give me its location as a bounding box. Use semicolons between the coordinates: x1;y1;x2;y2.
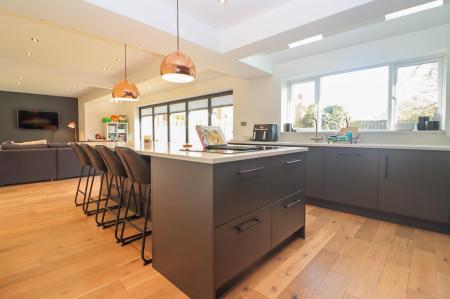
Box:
288;34;323;49
18;76;23;80
100;67;107;71
116;57;123;62
25;52;32;56
73;83;77;87
17;81;22;85
218;0;228;4
31;37;39;43
385;0;443;20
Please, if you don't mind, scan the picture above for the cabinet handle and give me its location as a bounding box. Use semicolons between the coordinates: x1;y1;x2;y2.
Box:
237;167;264;175
384;156;389;179
285;199;302;208
337;152;361;157
283;159;302;165
235;218;262;233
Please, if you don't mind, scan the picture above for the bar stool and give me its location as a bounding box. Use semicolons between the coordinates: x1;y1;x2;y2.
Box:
80;144;109;219
71;143;93;207
115;147;152;265
95;145;136;238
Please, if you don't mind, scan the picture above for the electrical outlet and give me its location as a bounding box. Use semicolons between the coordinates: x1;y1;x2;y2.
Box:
241;121;247;126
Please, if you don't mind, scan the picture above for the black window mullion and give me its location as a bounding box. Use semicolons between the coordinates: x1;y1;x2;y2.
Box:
185;101;189;144
167;104;170;144
208;97;212;126
152;107;155;143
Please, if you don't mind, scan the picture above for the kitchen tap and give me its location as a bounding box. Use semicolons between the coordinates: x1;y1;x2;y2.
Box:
310;117;323;143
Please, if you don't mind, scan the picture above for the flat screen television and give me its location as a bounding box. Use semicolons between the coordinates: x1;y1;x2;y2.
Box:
17;110;59;130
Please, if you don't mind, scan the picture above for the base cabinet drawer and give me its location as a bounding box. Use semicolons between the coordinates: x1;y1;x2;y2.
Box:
214;157;272;226
273;153;306;199
271;190;305;247
214;207;271;288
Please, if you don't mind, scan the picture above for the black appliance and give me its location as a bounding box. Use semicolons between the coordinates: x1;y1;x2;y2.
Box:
17;110;59;130
417;116;429;131
253;124;278;141
426;121;440;130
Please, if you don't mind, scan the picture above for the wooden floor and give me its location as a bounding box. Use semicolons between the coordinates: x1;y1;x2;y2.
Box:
0;179;449;299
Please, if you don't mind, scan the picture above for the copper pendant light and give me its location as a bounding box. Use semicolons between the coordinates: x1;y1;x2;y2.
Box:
112;44;140;102
160;0;196;83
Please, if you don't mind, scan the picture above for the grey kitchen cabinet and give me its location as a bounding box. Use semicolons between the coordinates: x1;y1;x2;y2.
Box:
272;152;306;199
324;148;379;209
379;149;450;224
305;147;325;199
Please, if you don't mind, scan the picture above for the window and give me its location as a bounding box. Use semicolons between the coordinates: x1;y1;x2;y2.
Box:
169;103;186;147
140;108;153;144
289;81;316;129
211;95;234;141
393;60;440;124
320;67;389;130
139;91;233;146
287;56;443;131
154;105;168;143
188;99;209;147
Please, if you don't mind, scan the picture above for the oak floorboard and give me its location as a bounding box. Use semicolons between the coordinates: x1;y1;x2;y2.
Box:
1;179;449;299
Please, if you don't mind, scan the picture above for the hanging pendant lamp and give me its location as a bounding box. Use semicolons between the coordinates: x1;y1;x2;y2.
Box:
160;0;196;83
112;44;140;102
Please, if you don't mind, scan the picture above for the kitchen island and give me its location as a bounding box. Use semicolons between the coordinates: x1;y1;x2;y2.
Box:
133;143;308;298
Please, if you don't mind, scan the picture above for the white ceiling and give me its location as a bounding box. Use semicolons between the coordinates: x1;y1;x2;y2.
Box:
0;0;447;100
160;0;294;29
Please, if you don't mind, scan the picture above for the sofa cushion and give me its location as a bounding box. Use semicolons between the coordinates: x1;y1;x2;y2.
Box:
1;143;48;150
48;142;70;148
15;139;48;145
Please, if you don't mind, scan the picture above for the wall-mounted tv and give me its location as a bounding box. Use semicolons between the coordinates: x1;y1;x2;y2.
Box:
17;110;59;130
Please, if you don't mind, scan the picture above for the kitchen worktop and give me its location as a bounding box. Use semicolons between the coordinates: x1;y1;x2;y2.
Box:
88;141;308;164
230;140;450;151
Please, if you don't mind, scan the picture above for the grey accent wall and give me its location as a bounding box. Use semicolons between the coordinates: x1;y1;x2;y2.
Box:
0;91;78;143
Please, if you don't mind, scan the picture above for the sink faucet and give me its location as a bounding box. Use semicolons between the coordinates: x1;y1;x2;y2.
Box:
310;118;323;143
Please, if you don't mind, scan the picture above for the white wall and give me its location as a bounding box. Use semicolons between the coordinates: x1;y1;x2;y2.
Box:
79;24;450;146
78;95;132;141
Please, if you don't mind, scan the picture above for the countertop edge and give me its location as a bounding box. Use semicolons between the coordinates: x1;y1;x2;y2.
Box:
229;140;450;151
136;147;308;164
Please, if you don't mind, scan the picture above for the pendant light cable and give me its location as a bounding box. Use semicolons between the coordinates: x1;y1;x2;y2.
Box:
176;0;179;50
124;44;127;80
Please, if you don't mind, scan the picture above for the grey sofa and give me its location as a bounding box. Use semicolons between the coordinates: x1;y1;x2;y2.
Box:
0;143;85;186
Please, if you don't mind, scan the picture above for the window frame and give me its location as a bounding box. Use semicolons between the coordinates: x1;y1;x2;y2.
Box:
139;90;233;144
286;55;445;132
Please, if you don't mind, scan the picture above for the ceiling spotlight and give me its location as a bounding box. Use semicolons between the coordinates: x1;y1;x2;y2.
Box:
100;67;107;71
18;76;23;80
116;57;123;62
25;52;32;56
218;0;228;4
31;37;39;43
17;82;22;85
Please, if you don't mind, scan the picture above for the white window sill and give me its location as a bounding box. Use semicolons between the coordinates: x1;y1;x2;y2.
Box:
281;130;445;135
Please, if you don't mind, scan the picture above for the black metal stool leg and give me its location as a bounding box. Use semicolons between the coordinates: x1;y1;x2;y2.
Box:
74;165;85;206
119;183;134;245
95;172;112;226
81;168;93;213
141;185;152;265
114;177;126;243
83;169;96;215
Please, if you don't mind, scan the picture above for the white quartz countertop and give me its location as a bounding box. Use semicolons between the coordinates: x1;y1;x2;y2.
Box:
87;142;308;164
230;140;450;151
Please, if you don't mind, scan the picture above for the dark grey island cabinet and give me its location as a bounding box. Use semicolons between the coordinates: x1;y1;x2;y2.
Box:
150;150;307;299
